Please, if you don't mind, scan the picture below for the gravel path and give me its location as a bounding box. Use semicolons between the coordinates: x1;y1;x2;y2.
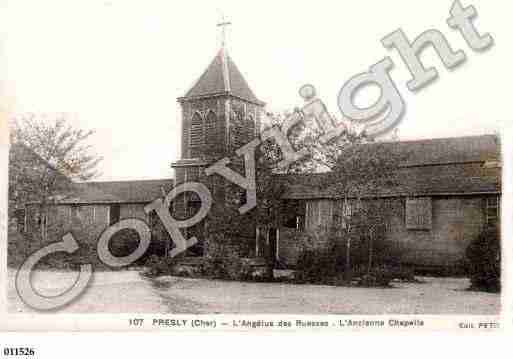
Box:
7;269;500;314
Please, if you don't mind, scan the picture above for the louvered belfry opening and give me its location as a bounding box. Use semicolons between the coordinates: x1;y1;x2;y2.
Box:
172;47;265;258
205;110;217;146
178;47;264;162
189;112;203;149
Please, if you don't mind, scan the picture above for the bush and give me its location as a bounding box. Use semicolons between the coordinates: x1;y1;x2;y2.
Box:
108;228;141;259
353;265;415;287
142;236;262;281
142;255;177;277
41;241;100;270
199;245;254;281
294;248;338;284
8;231;28;268
293;230;414;286
466;226;500;292
357;269;393;287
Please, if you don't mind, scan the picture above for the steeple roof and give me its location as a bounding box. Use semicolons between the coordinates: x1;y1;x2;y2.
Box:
180;48;264;105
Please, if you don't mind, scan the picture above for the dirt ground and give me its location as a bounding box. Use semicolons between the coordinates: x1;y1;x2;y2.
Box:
7;269;500;314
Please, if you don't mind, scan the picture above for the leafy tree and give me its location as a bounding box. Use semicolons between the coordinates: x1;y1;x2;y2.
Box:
466;226;500;292
328;142;407;275
204;107;404;280
253;110;365;277
260;110;403;276
9;113;102;239
261;109;366;173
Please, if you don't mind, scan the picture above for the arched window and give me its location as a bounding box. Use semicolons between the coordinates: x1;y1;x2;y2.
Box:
189;112;203;147
204;110;217;145
230;109;245;149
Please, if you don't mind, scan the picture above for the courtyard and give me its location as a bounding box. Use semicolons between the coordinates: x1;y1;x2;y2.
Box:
7;269;500;314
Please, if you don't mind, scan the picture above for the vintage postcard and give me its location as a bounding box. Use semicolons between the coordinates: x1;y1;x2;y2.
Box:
0;0;511;336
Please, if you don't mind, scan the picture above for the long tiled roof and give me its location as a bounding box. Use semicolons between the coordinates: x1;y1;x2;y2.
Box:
368;134;498;166
283;135;500;199
54;179;175;204
180;48;263;105
48;135;500;204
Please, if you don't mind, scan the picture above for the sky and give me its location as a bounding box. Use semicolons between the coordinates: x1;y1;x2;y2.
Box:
1;0;511;181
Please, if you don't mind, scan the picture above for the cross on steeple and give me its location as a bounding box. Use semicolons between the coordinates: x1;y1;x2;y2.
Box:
217;13;232;49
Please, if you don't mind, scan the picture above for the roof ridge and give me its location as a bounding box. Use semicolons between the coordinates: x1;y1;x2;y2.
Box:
81;179;174;186
181;48;262;105
220;48;231;92
375;133;497;145
181;51;226;98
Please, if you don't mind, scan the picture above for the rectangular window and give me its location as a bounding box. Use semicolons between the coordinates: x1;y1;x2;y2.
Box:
109;204;121;225
239;190;247;208
149;211;159;228
71;205;81;221
486;196;500;226
187;200;201;217
333;199;360;230
282;200;305;231
37;211;48;240
42;214;47;240
405;197;432;230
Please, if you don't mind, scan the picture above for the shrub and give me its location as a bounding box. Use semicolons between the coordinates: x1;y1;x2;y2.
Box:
142;255;177;277
353;265;415;287
42;241;100;270
108;228;141;259
200;245;254;281
388;266;416;281
357;269;393;287
8;231;29;268
293;229;414;286
294;248;338;284
466;226;500;292
200;232;268;281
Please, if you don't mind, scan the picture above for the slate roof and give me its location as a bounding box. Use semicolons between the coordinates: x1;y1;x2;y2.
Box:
53;179;175;204
373;134;499;167
179;48;263;105
43;135;500;204
283;135;501;199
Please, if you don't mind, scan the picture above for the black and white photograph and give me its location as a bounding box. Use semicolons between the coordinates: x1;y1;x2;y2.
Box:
0;0;511;339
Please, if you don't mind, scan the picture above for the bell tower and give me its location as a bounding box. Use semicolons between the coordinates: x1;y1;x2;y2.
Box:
170;23;265;256
177;48;264;161
172;31;265;186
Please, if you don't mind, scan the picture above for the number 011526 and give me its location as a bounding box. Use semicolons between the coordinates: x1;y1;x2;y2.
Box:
3;348;35;356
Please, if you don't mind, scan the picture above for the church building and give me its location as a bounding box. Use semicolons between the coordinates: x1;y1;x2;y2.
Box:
167;43;501;271
20;37;501;273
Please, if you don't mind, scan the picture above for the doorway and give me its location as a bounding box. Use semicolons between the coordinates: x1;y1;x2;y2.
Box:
268;228;278;262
